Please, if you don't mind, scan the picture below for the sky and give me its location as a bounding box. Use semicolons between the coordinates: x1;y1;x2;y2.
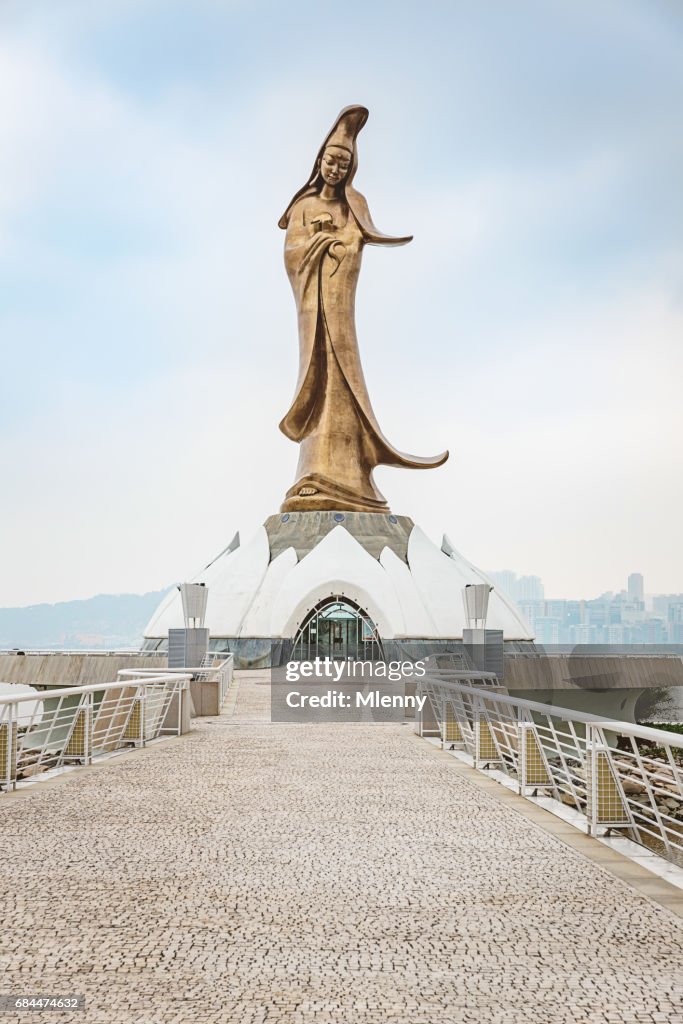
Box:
0;0;682;606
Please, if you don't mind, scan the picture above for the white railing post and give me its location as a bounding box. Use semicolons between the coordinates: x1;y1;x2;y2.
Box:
586;725;631;836
518;719;551;796
175;678;191;736
518;719;527;795
0;706;17;791
123;686;145;747
587;725;598;837
473;701;481;770
85;692;93;765
63;692;93;765
442;697;464;749
140;683;148;746
473;697;499;769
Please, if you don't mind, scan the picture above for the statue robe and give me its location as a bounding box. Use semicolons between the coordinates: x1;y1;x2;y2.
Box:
279;189;447;513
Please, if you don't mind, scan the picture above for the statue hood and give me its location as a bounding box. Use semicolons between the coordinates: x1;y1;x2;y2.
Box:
278;104;412;247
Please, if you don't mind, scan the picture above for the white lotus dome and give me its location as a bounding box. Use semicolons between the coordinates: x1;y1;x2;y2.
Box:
144;513;532;644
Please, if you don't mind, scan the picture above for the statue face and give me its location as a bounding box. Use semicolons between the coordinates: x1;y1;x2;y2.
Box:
320;146;351;187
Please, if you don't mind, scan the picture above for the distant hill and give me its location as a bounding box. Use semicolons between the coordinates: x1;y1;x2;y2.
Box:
0;589;172;650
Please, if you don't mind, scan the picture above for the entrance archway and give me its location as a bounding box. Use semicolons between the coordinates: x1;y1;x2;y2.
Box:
292;596;384;662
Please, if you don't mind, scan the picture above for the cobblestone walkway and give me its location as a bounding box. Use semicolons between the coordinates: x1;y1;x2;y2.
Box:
2;672;683;1024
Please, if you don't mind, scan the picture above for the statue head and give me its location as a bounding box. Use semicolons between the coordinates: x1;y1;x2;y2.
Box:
279;105;368;227
320;145;352;189
278;105;412;247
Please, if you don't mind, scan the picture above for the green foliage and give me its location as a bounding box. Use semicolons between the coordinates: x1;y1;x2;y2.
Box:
641;721;683;737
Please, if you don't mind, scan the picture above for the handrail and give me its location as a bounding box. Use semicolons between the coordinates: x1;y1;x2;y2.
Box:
425;668;683;748
118;656;234;711
0;674;191;794
118;667;224;677
419;669;683;867
507;652;683;659
0;649;165;656
0;675;190;705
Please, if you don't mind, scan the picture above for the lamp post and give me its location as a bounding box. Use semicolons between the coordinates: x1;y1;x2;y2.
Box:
462;584;504;678
168;584;210;668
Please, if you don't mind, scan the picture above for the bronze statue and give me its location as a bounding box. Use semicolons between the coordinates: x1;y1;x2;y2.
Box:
279;105;448;514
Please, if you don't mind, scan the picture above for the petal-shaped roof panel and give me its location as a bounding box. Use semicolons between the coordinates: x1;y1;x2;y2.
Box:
270;525;405;639
144;527;270;637
407;527;533;639
441;533;533;639
143;586;179;637
144;520;533;641
240;546;298;637
379;546;438;638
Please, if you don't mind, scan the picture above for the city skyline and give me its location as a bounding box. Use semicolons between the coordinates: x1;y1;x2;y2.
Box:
1;0;682;606
486;568;683;645
487;567;683;604
4;566;683;650
3;566;681;612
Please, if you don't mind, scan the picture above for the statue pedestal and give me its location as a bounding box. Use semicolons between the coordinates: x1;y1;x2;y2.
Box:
265;510;414;563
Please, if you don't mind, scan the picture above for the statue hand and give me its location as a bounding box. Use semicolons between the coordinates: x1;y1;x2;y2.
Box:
297;232;337;276
297;233;346;277
328;239;347;276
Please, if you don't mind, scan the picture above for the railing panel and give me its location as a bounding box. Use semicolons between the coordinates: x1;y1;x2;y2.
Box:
117;655;234;717
0;674;190;792
91;685;140;754
420;670;683;867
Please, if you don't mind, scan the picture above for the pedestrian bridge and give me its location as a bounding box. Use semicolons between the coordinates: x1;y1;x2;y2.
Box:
2;669;683;1024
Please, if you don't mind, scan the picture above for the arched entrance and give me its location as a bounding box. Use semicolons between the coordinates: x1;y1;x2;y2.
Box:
292;596;384;662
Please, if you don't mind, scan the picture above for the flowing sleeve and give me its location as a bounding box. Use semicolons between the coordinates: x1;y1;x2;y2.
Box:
346;187;413;247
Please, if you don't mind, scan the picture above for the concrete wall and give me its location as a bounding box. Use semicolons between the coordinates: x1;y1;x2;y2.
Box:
190;679;223;717
0;652;167;688
503;653;683;691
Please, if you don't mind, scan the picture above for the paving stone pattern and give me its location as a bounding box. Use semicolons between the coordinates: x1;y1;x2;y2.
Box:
1;672;683;1024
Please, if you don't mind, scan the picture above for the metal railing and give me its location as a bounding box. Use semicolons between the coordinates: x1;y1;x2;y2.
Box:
117;655;234;710
418;667;683;866
0;674;190;792
0;650;166;656
194;653;234;707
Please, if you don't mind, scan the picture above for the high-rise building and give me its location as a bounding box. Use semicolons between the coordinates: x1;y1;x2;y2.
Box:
653;594;683;618
486;570;518;601
486;571;544;604
479;570;683;645
517;600;544;632
571;623;599;644
628;573;644;603
516;575;545;602
534;616;561;645
585;596;611;628
668;603;683;643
